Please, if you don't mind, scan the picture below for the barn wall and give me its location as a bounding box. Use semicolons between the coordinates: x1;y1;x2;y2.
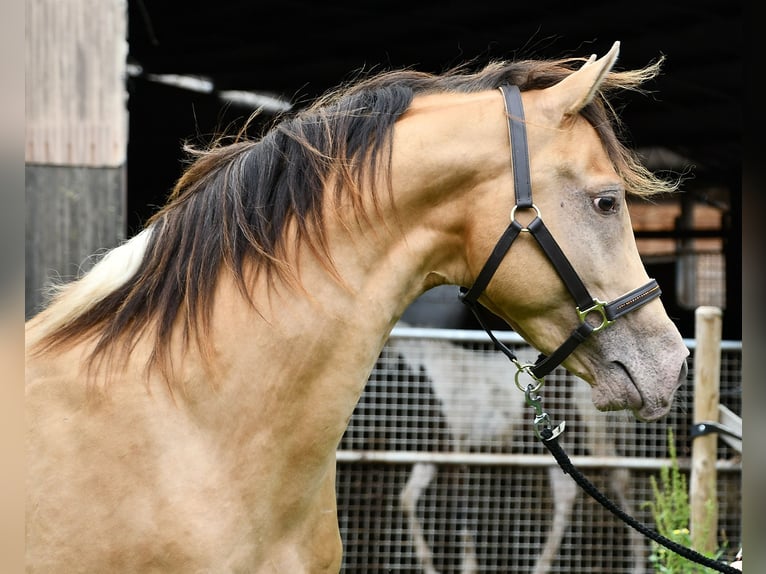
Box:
24;165;125;317
25;0;128;318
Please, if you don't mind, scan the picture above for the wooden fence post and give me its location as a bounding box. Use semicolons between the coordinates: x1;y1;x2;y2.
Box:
25;0;128;318
690;305;722;555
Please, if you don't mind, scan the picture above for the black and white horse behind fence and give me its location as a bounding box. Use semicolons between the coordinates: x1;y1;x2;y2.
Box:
391;288;647;573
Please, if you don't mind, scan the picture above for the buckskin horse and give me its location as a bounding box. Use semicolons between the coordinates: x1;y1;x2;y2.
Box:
26;42;689;572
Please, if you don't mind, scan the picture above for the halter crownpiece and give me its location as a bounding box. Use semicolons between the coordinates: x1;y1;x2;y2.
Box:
459;84;662;384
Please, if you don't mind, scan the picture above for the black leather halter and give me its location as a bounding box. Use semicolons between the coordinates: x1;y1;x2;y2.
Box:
459;85;662;388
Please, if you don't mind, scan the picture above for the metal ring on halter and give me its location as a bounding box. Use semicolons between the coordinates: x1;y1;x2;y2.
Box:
514;363;544;393
509;204;541;232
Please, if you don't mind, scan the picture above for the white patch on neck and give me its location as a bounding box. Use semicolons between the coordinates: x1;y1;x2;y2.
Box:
32;227;154;338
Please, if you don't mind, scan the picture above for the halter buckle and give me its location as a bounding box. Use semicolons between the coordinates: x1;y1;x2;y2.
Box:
577;299;615;333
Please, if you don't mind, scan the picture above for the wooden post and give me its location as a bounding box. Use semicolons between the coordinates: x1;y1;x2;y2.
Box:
690;305;722;555
25;0;128;318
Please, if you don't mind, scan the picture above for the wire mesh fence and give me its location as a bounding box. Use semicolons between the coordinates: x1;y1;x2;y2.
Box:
336;327;742;573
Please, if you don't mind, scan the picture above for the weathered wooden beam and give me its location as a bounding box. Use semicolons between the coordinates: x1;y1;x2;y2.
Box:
25;0;128;317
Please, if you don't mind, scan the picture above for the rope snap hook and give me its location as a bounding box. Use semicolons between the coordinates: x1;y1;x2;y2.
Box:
524;384;565;441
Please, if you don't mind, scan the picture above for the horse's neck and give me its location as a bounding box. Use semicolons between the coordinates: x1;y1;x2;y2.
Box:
198;263;393;400
183;89;512;458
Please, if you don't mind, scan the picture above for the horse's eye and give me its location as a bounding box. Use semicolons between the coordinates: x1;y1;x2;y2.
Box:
593;196;618;213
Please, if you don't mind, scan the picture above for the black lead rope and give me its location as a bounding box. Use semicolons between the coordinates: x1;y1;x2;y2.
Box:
526;388;740;574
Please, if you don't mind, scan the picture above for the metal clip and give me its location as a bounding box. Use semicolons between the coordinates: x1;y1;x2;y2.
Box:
525;384;566;441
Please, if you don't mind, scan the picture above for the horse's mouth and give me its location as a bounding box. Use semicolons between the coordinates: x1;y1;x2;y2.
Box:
617;359;681;422
592;360;662;421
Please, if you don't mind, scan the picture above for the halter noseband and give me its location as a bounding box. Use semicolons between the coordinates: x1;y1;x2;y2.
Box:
459;85;661;388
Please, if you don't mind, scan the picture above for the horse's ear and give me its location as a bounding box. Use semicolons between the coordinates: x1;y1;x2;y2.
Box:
541;41;620;119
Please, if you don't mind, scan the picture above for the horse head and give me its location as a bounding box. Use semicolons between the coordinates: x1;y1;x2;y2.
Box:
459;43;688;421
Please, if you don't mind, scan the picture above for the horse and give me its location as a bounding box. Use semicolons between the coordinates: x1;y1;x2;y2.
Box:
25;41;689;572
390;325;648;573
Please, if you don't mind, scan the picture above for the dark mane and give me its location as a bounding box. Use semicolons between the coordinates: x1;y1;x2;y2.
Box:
34;55;672;380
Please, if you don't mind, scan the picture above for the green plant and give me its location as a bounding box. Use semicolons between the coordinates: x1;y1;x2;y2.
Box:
642;429;726;573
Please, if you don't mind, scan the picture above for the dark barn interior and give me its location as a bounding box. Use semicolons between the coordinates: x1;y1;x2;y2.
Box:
125;1;742;339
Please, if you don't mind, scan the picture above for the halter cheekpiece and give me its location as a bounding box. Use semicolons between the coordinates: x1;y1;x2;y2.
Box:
459;85;662;387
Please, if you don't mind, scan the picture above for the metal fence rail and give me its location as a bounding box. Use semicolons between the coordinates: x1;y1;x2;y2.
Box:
335;327;742;573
